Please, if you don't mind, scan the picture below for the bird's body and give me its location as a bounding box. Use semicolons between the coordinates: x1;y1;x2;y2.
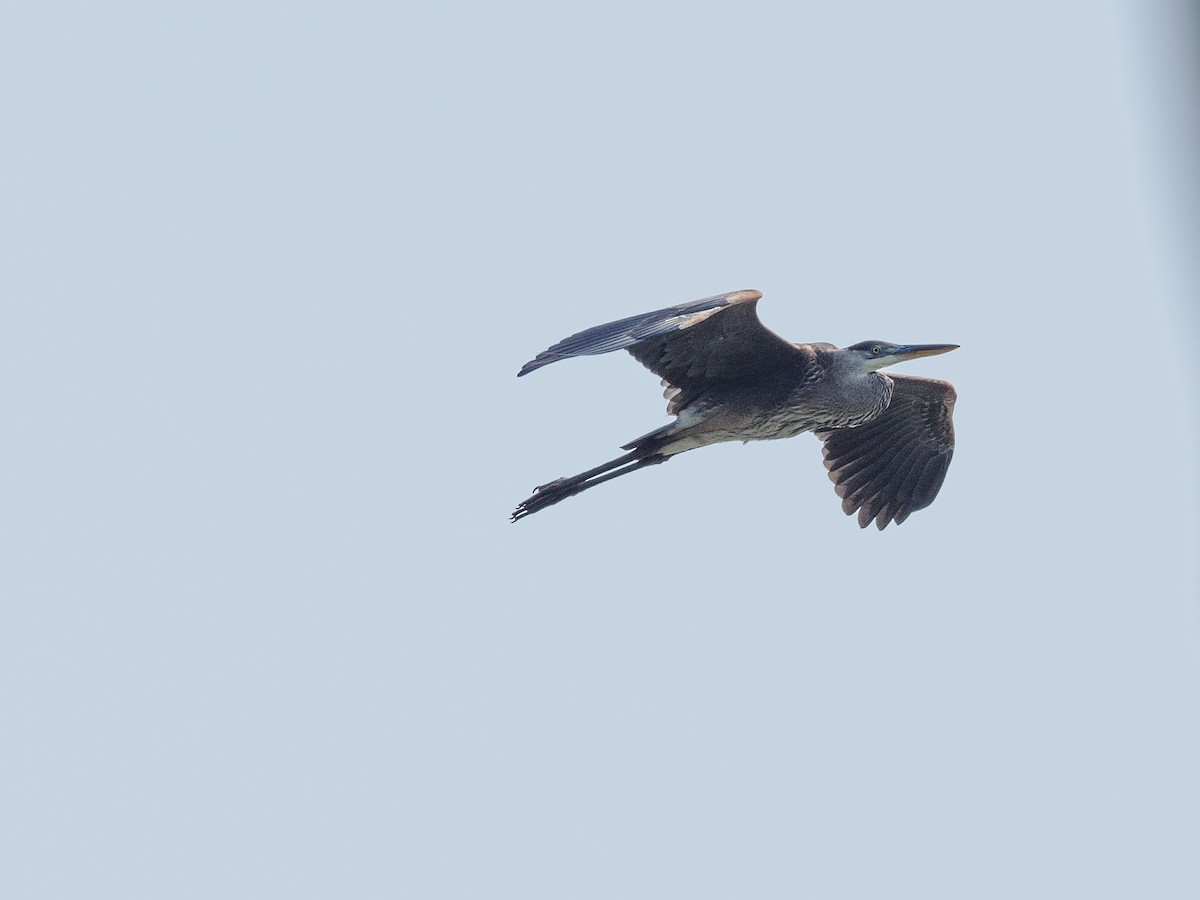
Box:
513;290;958;528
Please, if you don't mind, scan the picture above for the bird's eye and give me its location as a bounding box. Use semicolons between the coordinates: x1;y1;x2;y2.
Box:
871;345;882;355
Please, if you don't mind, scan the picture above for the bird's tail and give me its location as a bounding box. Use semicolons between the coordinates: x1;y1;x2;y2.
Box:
510;428;677;523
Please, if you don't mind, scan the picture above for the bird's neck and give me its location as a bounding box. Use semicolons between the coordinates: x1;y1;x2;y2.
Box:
833;370;893;426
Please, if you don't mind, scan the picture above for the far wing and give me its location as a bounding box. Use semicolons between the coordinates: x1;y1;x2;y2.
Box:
817;374;956;530
517;291;807;397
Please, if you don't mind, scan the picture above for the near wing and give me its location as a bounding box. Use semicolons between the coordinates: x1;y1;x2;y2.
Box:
517;291;808;404
818;374;956;530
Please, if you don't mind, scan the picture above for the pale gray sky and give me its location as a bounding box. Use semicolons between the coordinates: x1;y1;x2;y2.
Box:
2;2;1197;898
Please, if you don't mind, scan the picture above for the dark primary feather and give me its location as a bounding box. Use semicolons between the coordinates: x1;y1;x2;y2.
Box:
818;374;956;530
517;290;808;392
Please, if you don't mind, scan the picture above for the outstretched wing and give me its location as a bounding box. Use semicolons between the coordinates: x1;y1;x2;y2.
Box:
517;291;808;399
817;374;956;530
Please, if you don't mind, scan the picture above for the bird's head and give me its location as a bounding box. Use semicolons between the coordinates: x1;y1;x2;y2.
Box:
845;341;960;372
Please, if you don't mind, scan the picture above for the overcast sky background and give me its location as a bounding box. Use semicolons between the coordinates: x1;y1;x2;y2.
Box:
2;2;1198;898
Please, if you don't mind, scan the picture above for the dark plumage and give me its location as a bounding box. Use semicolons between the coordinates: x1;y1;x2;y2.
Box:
513;290;958;528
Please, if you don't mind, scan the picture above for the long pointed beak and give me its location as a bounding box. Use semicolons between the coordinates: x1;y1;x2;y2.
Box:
893;343;959;361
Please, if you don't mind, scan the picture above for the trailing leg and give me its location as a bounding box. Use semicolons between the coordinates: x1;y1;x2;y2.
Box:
511;452;669;522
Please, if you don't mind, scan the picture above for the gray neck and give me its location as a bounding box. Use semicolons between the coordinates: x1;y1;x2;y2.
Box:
816;348;894;425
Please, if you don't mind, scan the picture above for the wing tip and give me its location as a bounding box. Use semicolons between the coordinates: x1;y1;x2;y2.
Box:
517;354;562;377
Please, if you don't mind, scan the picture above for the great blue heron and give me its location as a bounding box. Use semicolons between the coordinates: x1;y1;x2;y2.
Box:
512;290;958;529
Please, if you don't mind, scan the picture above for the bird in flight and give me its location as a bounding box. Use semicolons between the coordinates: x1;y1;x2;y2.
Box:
512;290;958;529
